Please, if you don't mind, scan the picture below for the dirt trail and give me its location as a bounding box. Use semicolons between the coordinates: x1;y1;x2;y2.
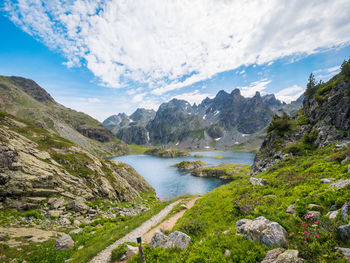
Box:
89;197;199;263
142;196;200;243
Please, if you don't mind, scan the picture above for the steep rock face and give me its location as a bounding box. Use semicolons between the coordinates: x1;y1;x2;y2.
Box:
252;70;350;175
0;75;128;157
147;99;202;144
0;113;154;210
104;108;155;144
76;125;114;142
303;76;350;131
117;125;149;145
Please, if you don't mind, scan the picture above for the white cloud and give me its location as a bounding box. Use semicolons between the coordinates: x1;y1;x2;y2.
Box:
275;85;304;103
171;90;214;105
238;79;271;97
4;0;350;94
87;98;101;103
314;65;341;81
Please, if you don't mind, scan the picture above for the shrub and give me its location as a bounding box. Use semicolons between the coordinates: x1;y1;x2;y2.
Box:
341;58;350;76
268;113;293;135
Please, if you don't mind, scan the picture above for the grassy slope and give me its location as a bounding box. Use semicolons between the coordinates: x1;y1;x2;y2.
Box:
129;144;350;263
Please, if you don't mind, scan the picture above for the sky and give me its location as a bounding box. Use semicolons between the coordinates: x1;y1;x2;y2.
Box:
1;0;350;121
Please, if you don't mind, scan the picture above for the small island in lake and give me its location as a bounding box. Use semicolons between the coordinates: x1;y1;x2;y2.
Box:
173;161;207;171
191;163;251;180
144;147;189;158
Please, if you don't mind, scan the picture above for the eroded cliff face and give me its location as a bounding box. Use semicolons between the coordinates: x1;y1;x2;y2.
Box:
251;69;350;175
0;112;154;210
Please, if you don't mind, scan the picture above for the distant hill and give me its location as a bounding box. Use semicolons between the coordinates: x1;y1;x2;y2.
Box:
104;89;303;151
0;75;129;157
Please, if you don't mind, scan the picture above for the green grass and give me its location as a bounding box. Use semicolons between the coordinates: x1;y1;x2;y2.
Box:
129;143;350;262
195;163;251;180
128;144;150;155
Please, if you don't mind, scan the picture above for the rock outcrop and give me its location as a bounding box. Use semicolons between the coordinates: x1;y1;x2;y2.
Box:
0;113;154;210
236;216;288;247
252;69;350;176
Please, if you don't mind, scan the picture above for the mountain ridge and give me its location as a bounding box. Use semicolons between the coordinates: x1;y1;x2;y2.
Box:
104;88;303;150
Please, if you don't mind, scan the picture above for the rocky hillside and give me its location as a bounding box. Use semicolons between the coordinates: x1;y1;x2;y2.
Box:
0;76;129;157
104;89;302;151
0;112;154;210
252;60;350;175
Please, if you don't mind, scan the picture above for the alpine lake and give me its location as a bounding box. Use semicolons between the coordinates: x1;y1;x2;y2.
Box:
112;151;255;200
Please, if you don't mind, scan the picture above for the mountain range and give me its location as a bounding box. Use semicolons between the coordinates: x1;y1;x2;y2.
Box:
103;89;302;150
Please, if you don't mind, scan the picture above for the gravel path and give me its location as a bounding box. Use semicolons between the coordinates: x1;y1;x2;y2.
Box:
89;199;183;263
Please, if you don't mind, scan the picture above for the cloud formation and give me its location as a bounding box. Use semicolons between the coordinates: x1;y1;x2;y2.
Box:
275;85;304;103
238;79;271;97
4;0;350;96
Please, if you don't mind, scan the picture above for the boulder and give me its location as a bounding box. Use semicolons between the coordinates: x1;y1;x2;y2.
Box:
250;177;268;186
149;230;191;250
50;197;66;210
327;210;339;220
48;210;61;218
320;178;333;184
286;204;296;214
68;198;89;213
126;245;139;259
235;216;288;247
339;224;350;241
149;231;168;249
341;203;349;221
55;234;74;250
328;179;350;190
262;248;304;263
348;165;350;173
166;231;191;250
335;247;350;261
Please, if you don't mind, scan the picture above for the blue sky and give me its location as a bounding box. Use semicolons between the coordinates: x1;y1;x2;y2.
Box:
1;1;350;121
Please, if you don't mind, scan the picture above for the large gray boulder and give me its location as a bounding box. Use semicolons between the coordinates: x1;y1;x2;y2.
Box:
68;197;89;213
149;231;168;248
149;230;191;250
236;216;288;247
339;224;350;241
250;177;268;186
336;247;350;261
328;179;350;190
262;248;304;263
55;234;74;250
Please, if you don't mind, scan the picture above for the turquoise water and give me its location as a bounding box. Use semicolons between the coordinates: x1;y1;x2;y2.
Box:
112;151;255;200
